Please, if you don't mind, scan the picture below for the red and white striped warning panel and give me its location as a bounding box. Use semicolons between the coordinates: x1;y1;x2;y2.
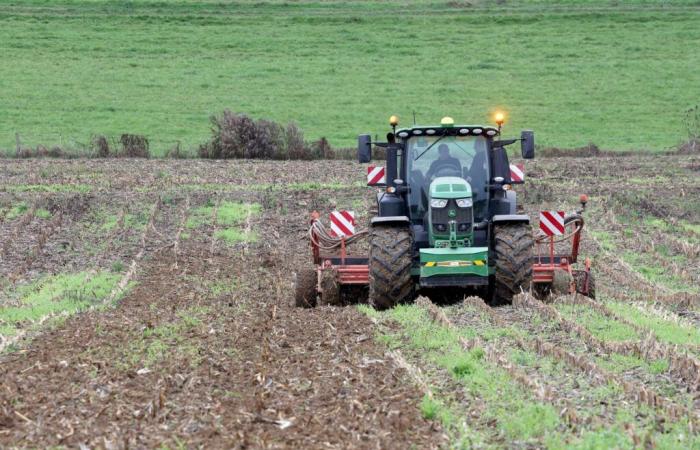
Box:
510;163;525;183
367;165;386;185
330;210;355;237
539;211;565;236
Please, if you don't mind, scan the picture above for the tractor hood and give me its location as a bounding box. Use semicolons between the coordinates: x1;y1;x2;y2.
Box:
429;177;472;199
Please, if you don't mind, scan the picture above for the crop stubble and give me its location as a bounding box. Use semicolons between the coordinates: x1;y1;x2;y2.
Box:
0;153;698;447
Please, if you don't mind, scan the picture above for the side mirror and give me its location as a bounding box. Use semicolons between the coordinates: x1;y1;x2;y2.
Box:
358;134;372;163
521;130;535;159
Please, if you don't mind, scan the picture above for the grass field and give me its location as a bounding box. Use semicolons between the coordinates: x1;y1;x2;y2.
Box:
1;0;699;155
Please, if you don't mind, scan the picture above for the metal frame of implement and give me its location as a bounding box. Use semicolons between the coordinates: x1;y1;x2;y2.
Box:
532;196;593;296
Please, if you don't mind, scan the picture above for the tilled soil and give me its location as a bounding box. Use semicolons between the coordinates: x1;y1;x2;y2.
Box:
0;169;443;448
0;163;446;448
1;154;699;447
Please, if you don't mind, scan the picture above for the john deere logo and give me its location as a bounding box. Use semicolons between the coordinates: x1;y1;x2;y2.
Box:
448;209;457;218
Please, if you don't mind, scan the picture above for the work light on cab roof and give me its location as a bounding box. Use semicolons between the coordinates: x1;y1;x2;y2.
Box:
494;111;505;126
440;116;454;127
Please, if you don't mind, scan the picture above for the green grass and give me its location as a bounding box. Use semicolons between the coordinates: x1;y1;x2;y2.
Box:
285;182;362;191
5;202;29;220
0;271;125;339
3;184;91;193
99;211;149;232
606;301;700;347
362;302;699;448
555;303;640;342
381;304;563;446
121;306;209;370
214;228;257;243
555;303;673;376
590;221;698;294
1;1;699;155
187;200;259;228
217;202;261;226
35;208;51;219
643;217;700;244
186;200;260;243
622;251;697;293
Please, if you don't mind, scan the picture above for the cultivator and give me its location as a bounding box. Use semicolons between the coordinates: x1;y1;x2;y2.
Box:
294;211;369;307
532;195;595;298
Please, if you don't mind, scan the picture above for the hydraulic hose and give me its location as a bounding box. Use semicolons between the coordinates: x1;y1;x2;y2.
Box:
308;219;368;250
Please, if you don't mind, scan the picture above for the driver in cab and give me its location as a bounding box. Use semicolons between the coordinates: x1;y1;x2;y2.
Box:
425;143;461;180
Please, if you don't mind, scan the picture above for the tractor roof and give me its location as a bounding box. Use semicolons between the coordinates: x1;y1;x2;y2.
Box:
395;125;500;139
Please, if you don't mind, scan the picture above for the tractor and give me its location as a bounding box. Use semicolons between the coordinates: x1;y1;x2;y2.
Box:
358;115;536;308
295;114;539;308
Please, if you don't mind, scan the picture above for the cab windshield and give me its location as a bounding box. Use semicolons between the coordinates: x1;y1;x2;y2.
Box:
406;135;489;221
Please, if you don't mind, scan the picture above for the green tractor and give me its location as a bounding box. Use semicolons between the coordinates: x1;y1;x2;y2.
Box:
358;115;536;308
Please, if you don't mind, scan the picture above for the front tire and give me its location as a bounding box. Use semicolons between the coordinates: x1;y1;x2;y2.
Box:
369;225;415;309
492;223;534;304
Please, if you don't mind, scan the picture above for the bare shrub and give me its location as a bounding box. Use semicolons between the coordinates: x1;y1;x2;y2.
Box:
16;147;35;158
372;146;387;161
92;135;110;158
333;147;357;160
540;143;632;158
285;123;309;160
15;145;64;158
119;134;149;158
309;137;334;159
677;105;699;154
541;143;601;157
166;141;188;159
200;110;332;160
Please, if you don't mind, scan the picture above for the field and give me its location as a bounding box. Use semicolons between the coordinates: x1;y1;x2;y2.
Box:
2;0;700;155
0;152;699;448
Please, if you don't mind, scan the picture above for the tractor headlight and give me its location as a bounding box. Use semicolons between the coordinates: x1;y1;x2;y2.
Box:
430;199;448;208
456;198;473;208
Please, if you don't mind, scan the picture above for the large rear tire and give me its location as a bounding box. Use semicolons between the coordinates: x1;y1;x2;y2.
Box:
294;268;317;307
369;225;415;309
492;223;534;304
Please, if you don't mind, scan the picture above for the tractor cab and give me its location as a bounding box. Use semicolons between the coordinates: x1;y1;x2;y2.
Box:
405;131;489;226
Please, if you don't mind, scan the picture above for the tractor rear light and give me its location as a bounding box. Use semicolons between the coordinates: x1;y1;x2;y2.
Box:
472;128;482;134
486;130;496;136
386;186;396;194
430;199;448;208
459;128;469;134
502;184;512;191
413;129;423;135
397;131;409;138
426;129;436;135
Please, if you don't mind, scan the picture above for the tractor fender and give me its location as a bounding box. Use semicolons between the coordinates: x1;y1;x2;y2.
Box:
371;216;410;226
492;214;530;224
